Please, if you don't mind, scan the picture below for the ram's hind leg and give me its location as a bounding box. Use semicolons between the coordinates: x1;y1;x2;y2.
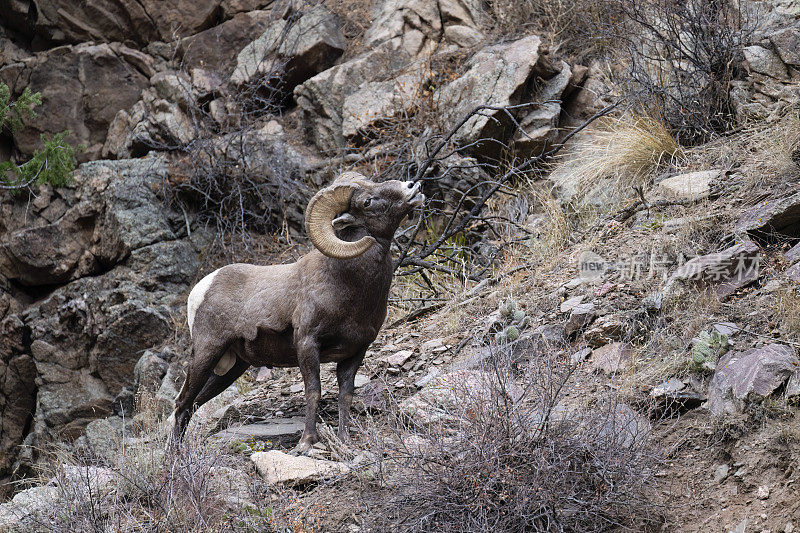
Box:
172;339;231;442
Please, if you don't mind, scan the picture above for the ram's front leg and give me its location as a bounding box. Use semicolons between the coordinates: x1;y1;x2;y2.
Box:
294;336;322;455
336;349;366;444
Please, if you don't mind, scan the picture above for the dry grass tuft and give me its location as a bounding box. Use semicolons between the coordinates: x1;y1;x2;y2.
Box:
685;109;800;193
549;112;683;214
777;286;800;336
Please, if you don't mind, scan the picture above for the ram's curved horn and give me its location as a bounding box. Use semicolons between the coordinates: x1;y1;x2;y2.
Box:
305;179;376;259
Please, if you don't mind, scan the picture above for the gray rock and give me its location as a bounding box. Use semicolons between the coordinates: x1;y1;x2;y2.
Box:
8;0;221;44
590;342;632;375
437;35;562;158
785;370;800;399
354;373;370;388
657;170;720;200
0;43;149;162
532;324;566;345
663;241;761;301
151;71;194;109
384;349;415;367
294;37;413;153
559;295;585;313
769;27;800;67
365;0;484;55
786;242;800;264
650;378;706;412
713;322;741;336
650;378;685;397
570;347;592;364
736;191;800;240
564;302;595;336
0;485;59;530
0;155;196;492
707;344;798;415
787;262;800;283
52;465;118;499
584;314;631;348
84;416;125;462
251;450;348;485
341;71;425;139
231;6;345;90
511;61;573;155
714;464;730;483
180;10;273;76
744;45;790;79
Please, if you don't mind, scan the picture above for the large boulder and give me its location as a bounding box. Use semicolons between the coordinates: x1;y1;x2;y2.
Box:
0;43;150;161
707;344;798;415
436;35;564;159
0;485;59;530
230;5;345;91
294;37;413;153
0;0;222;46
251;450;348;486
365;0;485;55
341;71;425;140
180;10;274;76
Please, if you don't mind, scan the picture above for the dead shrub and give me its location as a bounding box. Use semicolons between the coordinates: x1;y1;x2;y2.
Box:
607;0;756;143
356;342;664;532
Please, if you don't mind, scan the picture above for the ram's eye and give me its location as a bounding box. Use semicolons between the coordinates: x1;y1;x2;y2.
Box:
363;198;372;208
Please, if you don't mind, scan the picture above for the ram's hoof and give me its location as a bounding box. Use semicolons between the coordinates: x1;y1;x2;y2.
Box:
290;438;315;456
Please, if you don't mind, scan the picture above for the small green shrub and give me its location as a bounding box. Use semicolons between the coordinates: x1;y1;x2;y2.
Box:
691;329;729;371
0;82;81;192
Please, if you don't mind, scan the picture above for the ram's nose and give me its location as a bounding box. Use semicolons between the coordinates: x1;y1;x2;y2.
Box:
403;181;425;206
402;180;420;196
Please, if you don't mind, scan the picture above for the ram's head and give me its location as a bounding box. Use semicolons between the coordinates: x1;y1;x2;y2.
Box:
305;172;424;259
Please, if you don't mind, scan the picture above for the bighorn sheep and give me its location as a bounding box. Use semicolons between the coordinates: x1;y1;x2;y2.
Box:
172;172;424;453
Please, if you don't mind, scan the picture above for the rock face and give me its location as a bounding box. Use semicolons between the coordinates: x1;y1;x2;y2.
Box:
180;10;274;75
707;344;798;415
365;0;485;55
0;156;199;493
1;0;221;46
295;37;413;153
0;43;150;161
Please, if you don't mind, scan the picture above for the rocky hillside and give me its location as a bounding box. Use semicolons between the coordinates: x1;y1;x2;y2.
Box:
0;0;799;531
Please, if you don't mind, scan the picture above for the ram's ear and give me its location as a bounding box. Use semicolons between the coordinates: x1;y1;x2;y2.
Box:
332;212;357;230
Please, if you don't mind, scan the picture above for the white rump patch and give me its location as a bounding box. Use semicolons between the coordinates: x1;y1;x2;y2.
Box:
213;351;237;376
187;268;221;337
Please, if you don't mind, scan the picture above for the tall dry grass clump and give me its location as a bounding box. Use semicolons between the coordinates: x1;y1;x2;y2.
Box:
549;112;683;213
